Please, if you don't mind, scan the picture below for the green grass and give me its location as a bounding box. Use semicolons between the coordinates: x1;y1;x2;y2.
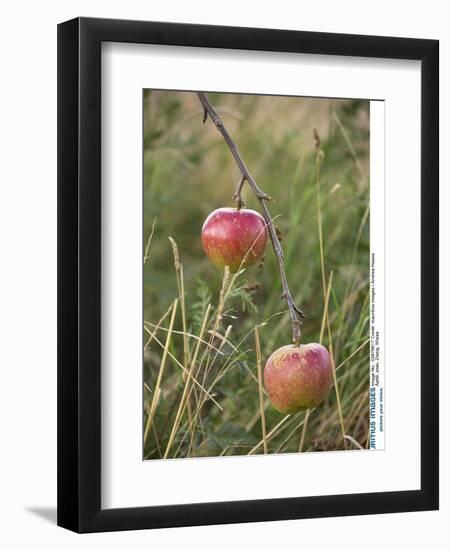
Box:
143;91;370;459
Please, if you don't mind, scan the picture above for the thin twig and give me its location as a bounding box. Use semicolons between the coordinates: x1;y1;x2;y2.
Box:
197;92;305;344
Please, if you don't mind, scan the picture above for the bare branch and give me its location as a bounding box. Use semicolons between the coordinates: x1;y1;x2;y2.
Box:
197;92;305;344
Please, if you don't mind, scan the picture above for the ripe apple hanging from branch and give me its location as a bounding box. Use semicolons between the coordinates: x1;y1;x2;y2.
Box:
197;92;332;413
201;207;268;272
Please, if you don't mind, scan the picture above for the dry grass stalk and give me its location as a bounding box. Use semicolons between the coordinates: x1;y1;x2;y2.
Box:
144;217;157;264
298;409;310;452
325;284;346;445
143;325;222;409
255;325;268;454
144;302;174;352
169;237;193;424
143;299;178;444
248;414;291;455
163;304;212;458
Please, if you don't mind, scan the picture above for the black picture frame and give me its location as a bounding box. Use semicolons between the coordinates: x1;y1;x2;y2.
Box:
57;17;439;533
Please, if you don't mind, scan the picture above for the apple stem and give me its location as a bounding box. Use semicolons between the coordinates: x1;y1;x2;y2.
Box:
197;92;305;344
232;175;246;210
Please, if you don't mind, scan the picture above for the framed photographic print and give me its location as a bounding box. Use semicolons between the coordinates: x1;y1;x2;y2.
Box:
57;17;439;532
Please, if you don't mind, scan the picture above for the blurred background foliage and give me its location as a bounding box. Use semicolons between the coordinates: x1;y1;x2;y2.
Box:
143;90;370;458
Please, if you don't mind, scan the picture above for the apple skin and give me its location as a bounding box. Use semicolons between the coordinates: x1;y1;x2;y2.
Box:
264;343;332;414
201;207;268;272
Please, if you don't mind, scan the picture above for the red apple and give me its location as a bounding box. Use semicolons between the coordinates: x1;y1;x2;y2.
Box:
264;343;332;414
201;207;268;272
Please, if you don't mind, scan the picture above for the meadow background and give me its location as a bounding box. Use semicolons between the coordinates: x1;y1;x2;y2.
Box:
143;90;370;459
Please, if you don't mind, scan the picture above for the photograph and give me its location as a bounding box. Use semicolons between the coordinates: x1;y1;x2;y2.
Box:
52;9;439;537
143;90;373;460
